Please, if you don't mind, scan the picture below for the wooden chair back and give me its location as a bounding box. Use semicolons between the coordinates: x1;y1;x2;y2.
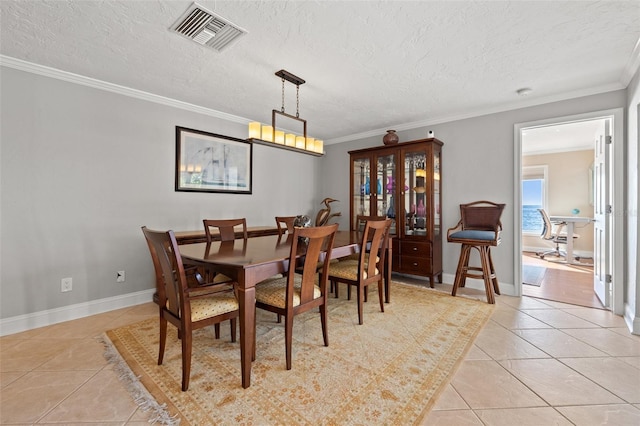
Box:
142;226;185;319
354;215;387;232
459;200;505;232
358;219;392;282
287;223;339;306
203;218;248;243
275;216;296;235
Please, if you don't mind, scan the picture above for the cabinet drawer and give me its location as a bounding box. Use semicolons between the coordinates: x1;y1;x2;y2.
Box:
397;256;432;275
399;241;431;257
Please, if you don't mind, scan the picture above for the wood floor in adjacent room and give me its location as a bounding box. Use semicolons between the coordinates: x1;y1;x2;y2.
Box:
522;251;604;309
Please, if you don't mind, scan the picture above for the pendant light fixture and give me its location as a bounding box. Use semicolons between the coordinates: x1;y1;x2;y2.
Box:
248;69;323;156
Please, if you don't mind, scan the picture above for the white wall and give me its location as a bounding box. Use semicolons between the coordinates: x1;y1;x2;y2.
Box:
0;67;324;321
323;90;627;295
625;65;640;332
522;150;594;255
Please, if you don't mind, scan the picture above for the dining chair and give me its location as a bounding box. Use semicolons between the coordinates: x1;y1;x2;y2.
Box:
446;200;505;304
141;226;239;391
204;218;248;243
275;216;296;235
327;218;391;324
200;218;248;285
254;223;339;370
337;215;388;299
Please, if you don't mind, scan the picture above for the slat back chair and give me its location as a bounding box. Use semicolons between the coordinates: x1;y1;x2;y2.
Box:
141;226;239;391
254;223;339;370
446;200;505;304
275;216;297;236
200;218;249;288
328;218;391;324
203;218;248;243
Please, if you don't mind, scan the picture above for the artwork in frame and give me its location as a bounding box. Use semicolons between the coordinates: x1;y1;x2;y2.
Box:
175;126;252;194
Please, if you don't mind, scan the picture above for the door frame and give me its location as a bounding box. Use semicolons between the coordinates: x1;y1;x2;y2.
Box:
513;108;624;315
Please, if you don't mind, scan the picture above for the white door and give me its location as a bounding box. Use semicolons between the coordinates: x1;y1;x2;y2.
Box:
593;119;611;307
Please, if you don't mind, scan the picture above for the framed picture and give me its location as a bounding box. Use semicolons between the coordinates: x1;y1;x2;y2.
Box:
175;126;252;194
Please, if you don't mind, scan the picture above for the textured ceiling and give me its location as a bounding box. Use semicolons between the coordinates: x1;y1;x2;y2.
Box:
1;0;639;143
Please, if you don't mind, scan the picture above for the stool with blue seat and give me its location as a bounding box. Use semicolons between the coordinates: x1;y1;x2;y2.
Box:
447;201;505;304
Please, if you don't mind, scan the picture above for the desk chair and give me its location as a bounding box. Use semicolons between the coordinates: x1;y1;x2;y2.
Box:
447;201;505;304
536;209;580;261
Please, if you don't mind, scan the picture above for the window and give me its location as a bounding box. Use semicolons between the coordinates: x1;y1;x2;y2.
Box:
522;166;548;235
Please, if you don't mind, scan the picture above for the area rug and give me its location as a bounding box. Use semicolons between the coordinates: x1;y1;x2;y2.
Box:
103;283;493;425
523;264;547;287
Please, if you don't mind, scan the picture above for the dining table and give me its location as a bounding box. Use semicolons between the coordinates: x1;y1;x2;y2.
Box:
178;230;392;388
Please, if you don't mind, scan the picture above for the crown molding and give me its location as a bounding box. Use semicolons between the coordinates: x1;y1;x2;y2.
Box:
0;55;250;125
326;82;625;145
1;55;629;147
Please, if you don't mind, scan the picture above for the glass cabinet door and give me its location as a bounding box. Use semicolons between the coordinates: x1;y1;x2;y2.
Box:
376;153;396;235
402;148;428;237
433;149;441;237
352;155;371;228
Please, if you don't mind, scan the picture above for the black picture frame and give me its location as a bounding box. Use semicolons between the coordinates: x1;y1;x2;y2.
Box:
175;126;252;194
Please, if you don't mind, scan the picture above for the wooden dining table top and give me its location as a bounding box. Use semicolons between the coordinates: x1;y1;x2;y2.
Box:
179;231;361;273
177;230;362;388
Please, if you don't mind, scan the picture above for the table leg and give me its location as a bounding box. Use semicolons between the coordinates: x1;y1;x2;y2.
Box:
238;283;255;389
384;249;391;303
565;222;575;264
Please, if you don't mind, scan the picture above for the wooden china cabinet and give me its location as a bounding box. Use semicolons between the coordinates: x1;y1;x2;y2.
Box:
349;138;443;286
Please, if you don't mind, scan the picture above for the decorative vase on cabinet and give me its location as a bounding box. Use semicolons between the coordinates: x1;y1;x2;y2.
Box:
349;138;443;287
383;130;399;145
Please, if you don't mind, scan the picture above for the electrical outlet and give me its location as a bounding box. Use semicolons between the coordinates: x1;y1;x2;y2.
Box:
116;270;125;283
61;277;73;292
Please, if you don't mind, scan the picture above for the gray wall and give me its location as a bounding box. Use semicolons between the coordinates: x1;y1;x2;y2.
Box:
625;64;640;328
2;64;638;335
0;67;323;319
322;90;627;293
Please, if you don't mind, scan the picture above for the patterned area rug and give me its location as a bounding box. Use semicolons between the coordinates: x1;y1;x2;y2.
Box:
523;264;547;287
104;283;493;425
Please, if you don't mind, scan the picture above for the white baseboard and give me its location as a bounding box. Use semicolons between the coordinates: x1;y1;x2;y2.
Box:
624;303;640;335
0;289;155;337
442;272;517;297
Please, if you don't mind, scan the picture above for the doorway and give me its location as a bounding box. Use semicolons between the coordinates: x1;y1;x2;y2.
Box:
513;108;624;315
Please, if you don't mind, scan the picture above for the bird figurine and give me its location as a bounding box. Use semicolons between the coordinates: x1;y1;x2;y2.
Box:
315;197;342;226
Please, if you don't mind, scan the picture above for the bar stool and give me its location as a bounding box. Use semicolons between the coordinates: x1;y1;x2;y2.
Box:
447;201;505;304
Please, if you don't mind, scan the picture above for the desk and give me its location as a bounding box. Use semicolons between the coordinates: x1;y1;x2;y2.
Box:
549;216;593;265
179;231;367;388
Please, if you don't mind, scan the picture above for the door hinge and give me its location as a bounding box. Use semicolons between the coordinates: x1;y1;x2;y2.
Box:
606;274;612;283
605;135;612;144
606;205;613;214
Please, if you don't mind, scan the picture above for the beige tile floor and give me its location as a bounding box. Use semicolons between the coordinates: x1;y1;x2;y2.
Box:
2;285;640;425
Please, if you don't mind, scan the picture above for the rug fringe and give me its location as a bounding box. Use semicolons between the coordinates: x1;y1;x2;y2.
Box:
99;333;181;425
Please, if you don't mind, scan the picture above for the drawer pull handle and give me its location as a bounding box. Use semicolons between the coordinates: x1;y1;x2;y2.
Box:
413;262;418;266
413;247;418;251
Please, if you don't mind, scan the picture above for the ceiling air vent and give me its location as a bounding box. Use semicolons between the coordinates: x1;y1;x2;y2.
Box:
170;3;247;52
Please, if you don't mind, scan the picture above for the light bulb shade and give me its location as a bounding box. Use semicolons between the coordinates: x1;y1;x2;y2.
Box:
306;137;315;151
315;140;323;153
285;133;296;146
274;130;285;144
262;125;274;142
295;136;305;149
248;122;261;139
